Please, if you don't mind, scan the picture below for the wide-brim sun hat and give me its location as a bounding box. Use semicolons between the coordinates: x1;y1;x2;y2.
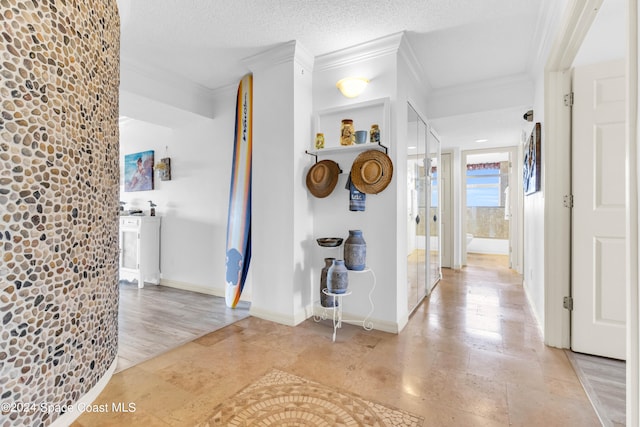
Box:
306;159;340;198
350;149;393;194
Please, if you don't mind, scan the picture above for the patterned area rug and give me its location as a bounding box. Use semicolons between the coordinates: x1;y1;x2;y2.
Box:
199;369;424;426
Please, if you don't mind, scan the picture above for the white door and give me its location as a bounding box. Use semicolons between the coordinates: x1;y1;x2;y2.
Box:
571;59;626;360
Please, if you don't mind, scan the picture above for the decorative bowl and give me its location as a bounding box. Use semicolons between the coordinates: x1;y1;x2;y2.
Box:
316;237;343;247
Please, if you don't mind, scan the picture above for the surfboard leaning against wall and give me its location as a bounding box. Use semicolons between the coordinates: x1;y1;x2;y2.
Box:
225;73;252;308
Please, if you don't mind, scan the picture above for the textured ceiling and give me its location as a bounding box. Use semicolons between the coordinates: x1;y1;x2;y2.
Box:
118;0;544;91
117;0;554;148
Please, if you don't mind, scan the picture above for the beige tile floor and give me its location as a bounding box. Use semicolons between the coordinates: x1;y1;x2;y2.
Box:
74;256;599;426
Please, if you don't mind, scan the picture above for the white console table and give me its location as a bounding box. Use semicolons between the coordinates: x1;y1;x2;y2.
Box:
119;216;160;288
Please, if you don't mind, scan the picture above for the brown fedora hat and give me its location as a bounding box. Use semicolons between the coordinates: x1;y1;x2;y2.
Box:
306;160;340;198
350;149;393;194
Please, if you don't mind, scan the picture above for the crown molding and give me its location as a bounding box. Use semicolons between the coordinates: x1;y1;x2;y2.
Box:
426;73;533;119
430;72;533;98
121;55;215;96
314;32;404;71
294;41;315;72
210;81;237;98
120;55;216;119
528;0;577;75
398;33;433;95
242;40;315;73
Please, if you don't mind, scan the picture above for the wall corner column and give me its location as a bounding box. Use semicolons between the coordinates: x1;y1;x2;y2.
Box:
244;42;314;325
0;1;120;425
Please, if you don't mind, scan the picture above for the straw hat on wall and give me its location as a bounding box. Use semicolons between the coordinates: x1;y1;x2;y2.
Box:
306;160;341;198
350;150;393;194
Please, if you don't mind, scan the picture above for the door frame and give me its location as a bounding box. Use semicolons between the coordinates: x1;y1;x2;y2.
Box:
440;152;453;269
544;0;639;423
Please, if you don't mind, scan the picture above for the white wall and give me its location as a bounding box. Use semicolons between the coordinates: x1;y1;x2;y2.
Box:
522;141;546;332
528;0;627;346
520;71;546;329
310;33;431;332
119;89;238;297
313;38;402;332
521;0;571;335
248;42;314;325
292;59;315;321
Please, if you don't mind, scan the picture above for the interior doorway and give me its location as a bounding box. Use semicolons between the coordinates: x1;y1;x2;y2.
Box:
542;1;637;422
462;148;518;269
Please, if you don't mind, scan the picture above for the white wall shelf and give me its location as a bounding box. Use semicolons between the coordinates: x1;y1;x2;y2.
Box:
307;97;390;332
311;97;391;153
305;142;388;164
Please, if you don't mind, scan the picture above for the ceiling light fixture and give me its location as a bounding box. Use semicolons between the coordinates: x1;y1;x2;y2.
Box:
474;139;488;143
336;77;369;98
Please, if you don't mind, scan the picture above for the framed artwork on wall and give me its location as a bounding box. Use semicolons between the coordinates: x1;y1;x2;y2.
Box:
124;150;154;192
524;122;541;195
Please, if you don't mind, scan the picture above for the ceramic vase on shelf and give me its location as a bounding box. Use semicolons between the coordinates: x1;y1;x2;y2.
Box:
340;119;355;146
320;258;338;307
344;230;366;271
327;259;349;294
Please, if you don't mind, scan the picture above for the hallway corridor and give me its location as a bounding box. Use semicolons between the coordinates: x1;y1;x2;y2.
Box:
74;257;599;426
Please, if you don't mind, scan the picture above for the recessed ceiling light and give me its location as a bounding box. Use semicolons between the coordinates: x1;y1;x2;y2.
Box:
408;146;417;149
474;139;488;143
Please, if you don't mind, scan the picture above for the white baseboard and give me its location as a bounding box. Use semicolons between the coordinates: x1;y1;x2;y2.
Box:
311;306;399;333
249;306;301;326
522;279;545;339
396;312;409;333
50;356;117;427
160;279;252;302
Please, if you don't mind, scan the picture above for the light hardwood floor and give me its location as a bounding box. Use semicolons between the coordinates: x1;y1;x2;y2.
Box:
117;281;250;372
567;350;626;426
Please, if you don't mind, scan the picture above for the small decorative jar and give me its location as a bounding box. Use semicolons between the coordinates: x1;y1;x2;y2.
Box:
370;124;380;144
327;259;349;294
344;230;366;271
340;119;355;146
320;258;338;307
315;133;325;149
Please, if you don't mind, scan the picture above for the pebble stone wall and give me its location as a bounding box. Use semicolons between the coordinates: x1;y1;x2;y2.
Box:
0;1;120;426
